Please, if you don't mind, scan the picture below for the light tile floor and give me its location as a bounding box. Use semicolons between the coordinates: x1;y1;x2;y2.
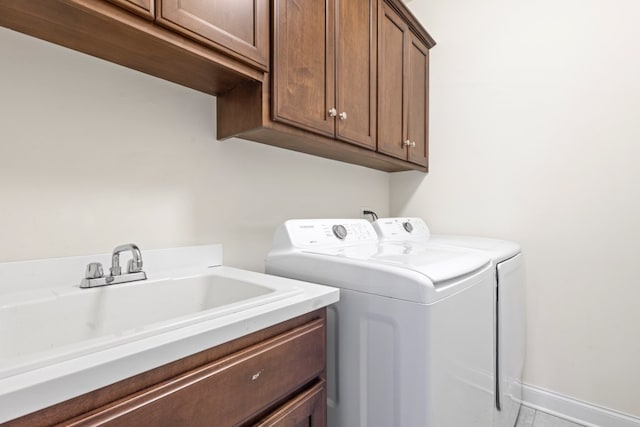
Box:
516;405;586;427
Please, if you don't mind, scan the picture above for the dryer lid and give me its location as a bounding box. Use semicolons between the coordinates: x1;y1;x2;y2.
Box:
304;242;490;285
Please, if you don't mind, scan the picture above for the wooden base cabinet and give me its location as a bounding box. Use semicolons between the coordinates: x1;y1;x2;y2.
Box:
257;382;326;427
378;1;431;168
3;310;327;427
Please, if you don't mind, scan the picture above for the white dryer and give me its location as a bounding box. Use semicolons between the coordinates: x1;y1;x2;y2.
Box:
373;217;525;427
265;219;497;427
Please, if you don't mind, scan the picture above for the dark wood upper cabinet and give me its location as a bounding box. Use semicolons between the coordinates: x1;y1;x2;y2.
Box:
272;0;335;137
0;0;435;172
378;3;408;161
335;0;377;149
217;0;435;172
407;36;429;166
156;0;269;70
0;0;265;98
378;1;432;168
106;0;154;20
273;0;377;150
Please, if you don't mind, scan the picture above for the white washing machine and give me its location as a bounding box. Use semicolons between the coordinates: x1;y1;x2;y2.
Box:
265;219;497;427
373;217;525;427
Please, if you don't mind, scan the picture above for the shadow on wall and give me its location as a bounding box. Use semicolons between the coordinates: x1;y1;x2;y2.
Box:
389;171;428;217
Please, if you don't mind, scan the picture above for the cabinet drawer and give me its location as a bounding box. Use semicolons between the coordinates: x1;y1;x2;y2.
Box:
62;319;325;426
256;381;326;427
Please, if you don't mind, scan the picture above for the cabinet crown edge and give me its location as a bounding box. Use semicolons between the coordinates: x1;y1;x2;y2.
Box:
383;0;436;49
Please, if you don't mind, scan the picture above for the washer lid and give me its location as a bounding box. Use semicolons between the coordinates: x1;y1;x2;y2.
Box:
304;242;490;285
428;235;521;262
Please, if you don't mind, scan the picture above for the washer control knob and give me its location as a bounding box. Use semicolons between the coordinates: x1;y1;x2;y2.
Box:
332;224;348;240
403;221;414;233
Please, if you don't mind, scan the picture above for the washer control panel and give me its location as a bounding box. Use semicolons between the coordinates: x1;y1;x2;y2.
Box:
280;219;378;248
373;217;430;242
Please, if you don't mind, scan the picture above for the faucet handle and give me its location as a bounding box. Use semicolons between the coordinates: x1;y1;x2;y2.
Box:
127;258;143;273
85;262;104;279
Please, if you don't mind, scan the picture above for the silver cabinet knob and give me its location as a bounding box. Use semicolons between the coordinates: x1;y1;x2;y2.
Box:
339;112;347;121
403;140;412;147
85;262;104;279
410;141;417;147
328;108;337;118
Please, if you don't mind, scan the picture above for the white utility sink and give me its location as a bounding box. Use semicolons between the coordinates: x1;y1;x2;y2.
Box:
0;272;302;379
0;244;339;424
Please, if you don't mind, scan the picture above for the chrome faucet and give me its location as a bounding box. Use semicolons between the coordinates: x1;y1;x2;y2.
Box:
111;243;144;276
80;243;147;288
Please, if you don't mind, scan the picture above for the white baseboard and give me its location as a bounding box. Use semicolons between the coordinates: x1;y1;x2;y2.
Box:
521;383;640;427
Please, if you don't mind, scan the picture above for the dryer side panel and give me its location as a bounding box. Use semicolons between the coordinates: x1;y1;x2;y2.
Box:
495;253;526;427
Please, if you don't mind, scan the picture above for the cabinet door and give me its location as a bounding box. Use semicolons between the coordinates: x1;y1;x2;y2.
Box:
377;2;409;160
335;0;377;150
256;382;326;427
272;0;336;138
59;320;325;427
106;0;154;19
157;0;269;69
407;35;429;167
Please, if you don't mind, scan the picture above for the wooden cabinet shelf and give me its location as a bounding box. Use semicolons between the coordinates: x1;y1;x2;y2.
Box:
3;310;327;427
218;78;424;172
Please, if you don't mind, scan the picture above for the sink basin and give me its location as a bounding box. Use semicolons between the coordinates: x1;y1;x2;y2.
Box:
0;272;302;379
